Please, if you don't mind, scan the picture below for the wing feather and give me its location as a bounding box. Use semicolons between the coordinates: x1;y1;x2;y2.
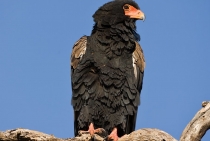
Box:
71;36;87;69
71;36;88;136
133;42;145;91
125;42;145;134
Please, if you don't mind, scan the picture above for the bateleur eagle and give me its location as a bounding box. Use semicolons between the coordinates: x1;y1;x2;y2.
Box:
71;0;145;140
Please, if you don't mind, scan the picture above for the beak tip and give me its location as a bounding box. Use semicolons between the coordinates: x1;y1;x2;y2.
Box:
141;14;146;21
143;16;146;21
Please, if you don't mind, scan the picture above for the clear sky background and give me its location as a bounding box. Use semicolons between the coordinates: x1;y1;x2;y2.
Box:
0;0;209;140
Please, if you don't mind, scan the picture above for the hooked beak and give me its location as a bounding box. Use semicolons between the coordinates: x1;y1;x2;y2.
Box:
129;9;145;21
124;5;145;21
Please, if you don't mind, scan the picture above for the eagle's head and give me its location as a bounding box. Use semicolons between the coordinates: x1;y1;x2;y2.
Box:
93;0;145;26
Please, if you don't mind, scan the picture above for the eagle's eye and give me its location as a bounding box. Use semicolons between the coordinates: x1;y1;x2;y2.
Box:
123;4;130;10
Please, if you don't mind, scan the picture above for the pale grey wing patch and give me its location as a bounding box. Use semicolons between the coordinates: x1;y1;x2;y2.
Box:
71;36;87;69
132;57;138;80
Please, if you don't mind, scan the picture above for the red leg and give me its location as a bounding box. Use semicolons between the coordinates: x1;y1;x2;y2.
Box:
107;128;119;141
88;123;95;135
79;123;105;136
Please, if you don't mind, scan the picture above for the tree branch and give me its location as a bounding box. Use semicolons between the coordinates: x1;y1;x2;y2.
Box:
0;128;177;141
180;101;210;141
119;128;177;141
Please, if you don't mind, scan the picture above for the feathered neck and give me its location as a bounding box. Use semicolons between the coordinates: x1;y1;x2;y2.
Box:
90;19;140;58
91;19;140;42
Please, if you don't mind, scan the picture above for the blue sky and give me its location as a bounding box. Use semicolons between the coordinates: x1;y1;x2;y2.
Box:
0;0;209;140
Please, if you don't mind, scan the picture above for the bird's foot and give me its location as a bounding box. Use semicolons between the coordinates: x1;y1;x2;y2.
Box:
107;128;119;141
79;123;106;137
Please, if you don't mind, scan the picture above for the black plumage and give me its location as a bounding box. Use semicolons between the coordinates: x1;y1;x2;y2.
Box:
71;0;145;138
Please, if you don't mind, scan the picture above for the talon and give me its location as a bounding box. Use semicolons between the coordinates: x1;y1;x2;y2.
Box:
107;128;119;141
88;123;95;135
79;123;106;137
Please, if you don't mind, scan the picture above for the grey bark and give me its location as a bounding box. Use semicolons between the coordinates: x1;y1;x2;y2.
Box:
180;101;210;141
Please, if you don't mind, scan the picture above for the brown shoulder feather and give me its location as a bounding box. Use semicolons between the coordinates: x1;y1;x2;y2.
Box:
133;42;145;72
71;36;87;69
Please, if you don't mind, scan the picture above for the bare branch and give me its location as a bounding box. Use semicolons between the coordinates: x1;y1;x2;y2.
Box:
180;101;210;141
0;128;66;141
119;128;177;141
0;128;177;141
